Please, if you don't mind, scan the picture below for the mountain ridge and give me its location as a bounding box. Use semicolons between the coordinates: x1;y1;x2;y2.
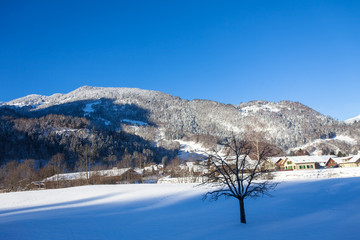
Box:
0;86;359;158
2;86;357;122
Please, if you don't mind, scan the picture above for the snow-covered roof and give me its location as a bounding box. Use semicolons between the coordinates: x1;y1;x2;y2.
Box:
267;157;285;163
277;155;336;164
350;155;360;162
331;155;360;164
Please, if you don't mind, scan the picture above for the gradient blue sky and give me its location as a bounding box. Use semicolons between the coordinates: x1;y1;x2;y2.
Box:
1;0;359;120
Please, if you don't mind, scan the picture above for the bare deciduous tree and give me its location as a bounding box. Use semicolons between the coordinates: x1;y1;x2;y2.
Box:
49;153;66;187
77;144;94;183
202;135;279;224
2;159;38;191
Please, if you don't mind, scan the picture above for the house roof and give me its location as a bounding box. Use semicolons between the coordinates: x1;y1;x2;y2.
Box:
351;155;360;162
331;155;360;164
268;157;285;164
275;155;336;165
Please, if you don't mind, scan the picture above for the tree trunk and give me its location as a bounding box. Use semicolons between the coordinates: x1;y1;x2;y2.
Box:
239;198;246;224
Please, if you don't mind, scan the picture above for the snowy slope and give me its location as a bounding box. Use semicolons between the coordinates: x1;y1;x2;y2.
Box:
1;178;360;240
175;139;208;160
290;134;359;155
345;114;360;124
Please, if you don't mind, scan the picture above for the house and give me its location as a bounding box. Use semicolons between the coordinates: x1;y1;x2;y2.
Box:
262;158;278;171
267;157;286;171
117;168;142;183
329;155;360;168
273;155;335;171
325;158;338;168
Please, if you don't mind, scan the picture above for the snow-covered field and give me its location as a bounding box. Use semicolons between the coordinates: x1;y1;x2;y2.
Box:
1;178;360;240
272;167;360;181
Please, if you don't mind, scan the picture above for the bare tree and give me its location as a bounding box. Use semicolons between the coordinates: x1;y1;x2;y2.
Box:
2;159;38;191
49;153;66;187
202;135;279;224
77;144;94;183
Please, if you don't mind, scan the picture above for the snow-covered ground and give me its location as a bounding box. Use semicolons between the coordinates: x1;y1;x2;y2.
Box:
157;167;360;184
83;101;101;116
272;167;360;181
175;139;208;160
1;177;360;240
43;164;360;184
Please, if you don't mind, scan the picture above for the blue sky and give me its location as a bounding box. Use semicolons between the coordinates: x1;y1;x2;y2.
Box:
0;0;359;120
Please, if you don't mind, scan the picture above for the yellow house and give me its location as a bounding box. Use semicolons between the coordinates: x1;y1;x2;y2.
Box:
295;162;318;170
332;155;360;168
274;156;335;171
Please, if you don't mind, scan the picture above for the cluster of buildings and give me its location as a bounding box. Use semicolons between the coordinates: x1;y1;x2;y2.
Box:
267;155;360;171
35;154;359;188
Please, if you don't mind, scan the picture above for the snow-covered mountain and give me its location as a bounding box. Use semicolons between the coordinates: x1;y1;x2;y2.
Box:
3;86;171;109
1;86;359;156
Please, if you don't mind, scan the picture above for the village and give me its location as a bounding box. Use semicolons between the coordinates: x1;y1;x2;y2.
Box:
33;153;360;189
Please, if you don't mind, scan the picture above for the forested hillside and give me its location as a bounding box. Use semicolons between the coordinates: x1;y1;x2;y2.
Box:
0;86;359;168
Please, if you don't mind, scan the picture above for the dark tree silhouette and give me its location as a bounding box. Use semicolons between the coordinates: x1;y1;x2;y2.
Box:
202;135;279;224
